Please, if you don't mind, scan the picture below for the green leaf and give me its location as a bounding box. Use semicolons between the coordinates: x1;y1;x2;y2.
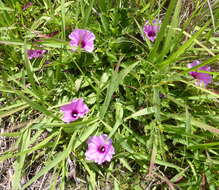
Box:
165;113;219;135
157;0;182;63
189;142;219;149
108;102;123;139
159;21;210;67
22;132;76;189
0;104;29;118
14;89;58;120
100;61;139;118
114;178;120;190
73;122;99;150
119;158;133;172
84;0;95;25
125;107;155;121
0;131;59;162
12;129;31;190
148;0;178;62
81;160;96;190
155;160;182;172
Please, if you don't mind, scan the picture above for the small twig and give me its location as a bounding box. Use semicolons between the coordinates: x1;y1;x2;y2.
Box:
207;0;216;33
39;174;48;190
154;172;176;190
115;55;125;72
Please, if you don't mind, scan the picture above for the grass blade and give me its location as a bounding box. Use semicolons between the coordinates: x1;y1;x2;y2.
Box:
124;107;155;121
12;129;31;190
100;61;139;118
0;131;59;162
148;0;177;62
159;21;210;67
166;113;219;135
22;132;76;189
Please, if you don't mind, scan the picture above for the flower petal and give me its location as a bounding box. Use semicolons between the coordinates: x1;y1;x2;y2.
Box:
187;60;212;87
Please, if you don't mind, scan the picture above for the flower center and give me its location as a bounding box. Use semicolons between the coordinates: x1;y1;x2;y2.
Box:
148;31;156;37
71;110;78;118
190;71;198;78
98;145;106;153
78;40;86;48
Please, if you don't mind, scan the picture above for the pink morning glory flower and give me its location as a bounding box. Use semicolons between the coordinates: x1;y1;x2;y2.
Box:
22;2;33;11
85;134;115;165
27;49;47;60
68;29;95;52
187;60;212;87
143;20;160;42
60;98;89;123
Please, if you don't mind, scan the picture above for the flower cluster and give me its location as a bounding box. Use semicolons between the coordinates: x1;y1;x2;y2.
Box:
27;19;213;166
60;98;115;164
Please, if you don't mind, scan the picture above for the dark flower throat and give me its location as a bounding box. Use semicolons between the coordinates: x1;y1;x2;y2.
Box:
148;31;156;37
78;40;86;48
98;145;106;153
71;110;78;118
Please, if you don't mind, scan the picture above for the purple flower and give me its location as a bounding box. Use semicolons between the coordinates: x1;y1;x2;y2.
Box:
85;134;115;165
143;20;160;42
27;49;47;60
187;60;212;87
69;29;95;52
22;2;33;11
60;98;89;123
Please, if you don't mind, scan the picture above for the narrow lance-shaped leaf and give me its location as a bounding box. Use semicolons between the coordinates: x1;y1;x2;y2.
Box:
12;129;31;190
22;132;76;189
100;61;139;118
0;131;59;162
148;0;177;62
159;21;210;68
